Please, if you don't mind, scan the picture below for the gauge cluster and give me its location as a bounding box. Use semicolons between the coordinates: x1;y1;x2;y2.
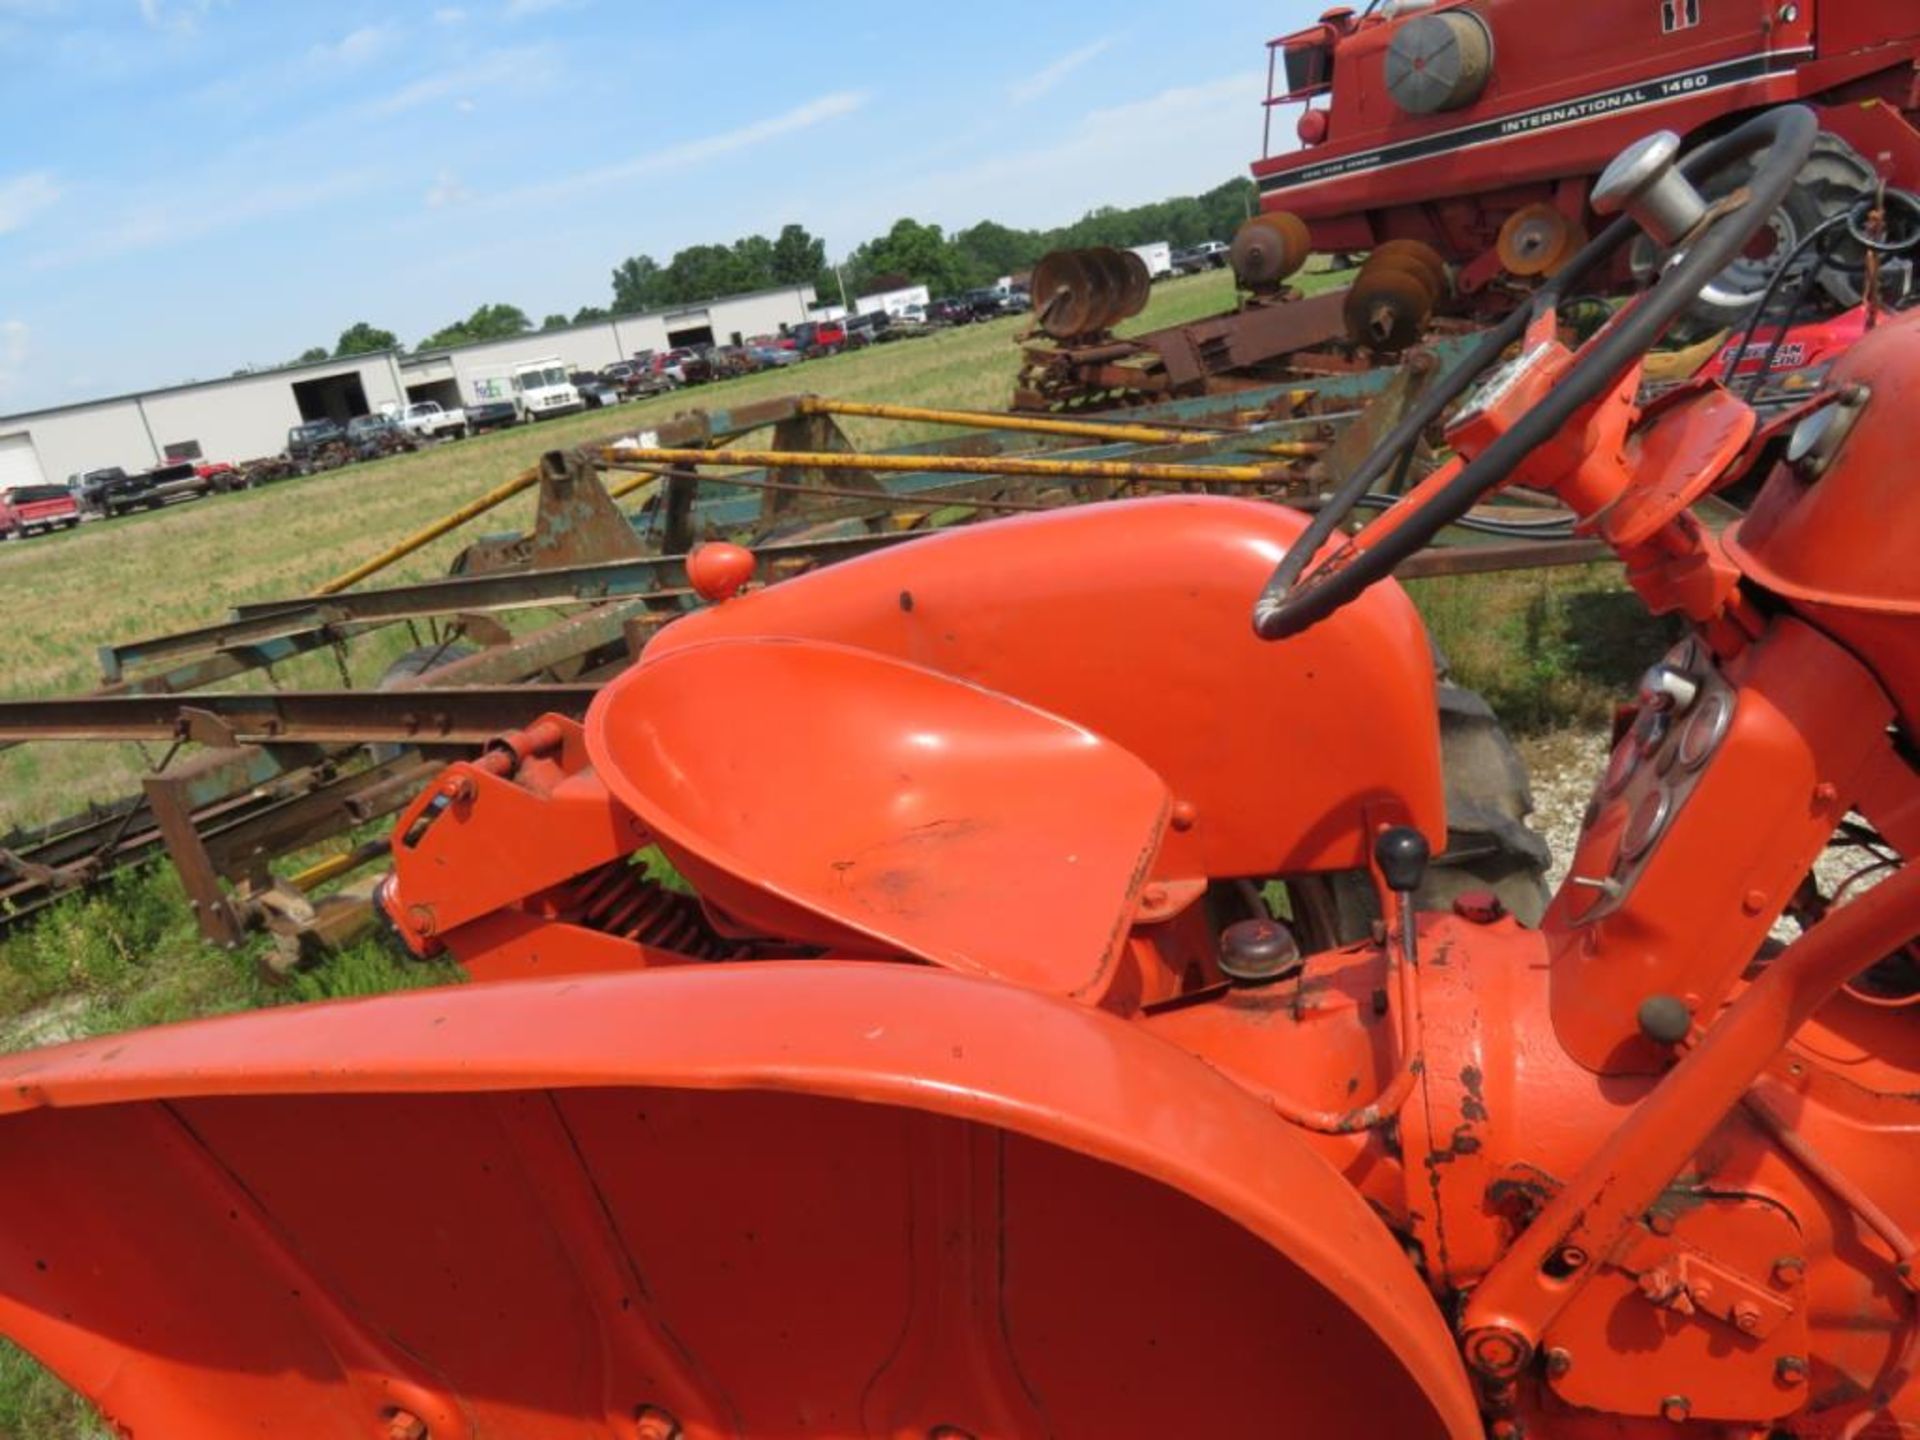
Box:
1571;635;1735;921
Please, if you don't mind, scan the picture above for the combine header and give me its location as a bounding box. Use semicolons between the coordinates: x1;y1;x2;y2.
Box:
0;108;1916;1438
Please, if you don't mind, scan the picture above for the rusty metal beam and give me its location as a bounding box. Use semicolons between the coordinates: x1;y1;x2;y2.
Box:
105;532;910;679
0;686;600;746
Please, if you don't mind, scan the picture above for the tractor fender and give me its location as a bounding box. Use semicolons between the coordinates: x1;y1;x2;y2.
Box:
0;964;1479;1439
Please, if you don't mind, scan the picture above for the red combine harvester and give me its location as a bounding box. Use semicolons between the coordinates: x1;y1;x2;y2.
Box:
3;109;1920;1438
1254;0;1920;327
1016;1;1919;410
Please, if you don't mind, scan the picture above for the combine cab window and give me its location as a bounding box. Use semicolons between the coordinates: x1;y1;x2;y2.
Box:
1282;39;1334;98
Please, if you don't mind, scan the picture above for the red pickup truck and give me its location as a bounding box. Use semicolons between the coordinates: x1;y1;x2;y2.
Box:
0;484;80;539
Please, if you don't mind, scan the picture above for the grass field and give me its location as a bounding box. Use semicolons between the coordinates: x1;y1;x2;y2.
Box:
0;267;1653;1437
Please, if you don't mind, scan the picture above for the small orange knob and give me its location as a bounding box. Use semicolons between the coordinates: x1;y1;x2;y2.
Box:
687;542;755;602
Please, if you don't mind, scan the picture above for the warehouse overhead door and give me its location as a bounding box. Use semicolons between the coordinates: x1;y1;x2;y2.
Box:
0;433;45;492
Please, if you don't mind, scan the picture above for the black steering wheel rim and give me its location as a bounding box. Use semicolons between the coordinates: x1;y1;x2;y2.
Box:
1252;105;1821;641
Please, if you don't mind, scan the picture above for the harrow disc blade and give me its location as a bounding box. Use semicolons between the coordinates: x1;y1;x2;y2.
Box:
1031;248;1100;339
1232;211;1312;289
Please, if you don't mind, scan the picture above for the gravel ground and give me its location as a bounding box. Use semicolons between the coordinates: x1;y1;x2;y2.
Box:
1516;730;1608;892
1515;727;1883;933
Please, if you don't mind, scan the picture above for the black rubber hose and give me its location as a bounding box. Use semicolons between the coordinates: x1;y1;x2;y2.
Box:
1253;104;1820;640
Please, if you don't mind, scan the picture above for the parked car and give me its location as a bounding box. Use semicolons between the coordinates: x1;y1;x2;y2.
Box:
68;466;131;516
844;311;891;347
788;320;848;357
399;400;468;441
0;484;80;538
570;371;622;408
650;347;710;385
1172;240;1230;274
287;418;349;463
346;413;416;461
466;395;521;433
927;297;972;326
962;288;1011;321
192;460;245;493
706;347;761;380
747;343;804;369
68;461;211;517
895;303;928;326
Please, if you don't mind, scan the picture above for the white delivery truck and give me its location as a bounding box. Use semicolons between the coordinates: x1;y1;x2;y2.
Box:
465;356;584;431
1127;241;1175;281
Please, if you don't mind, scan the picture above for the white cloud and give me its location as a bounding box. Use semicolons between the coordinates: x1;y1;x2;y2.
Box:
33;167;384;269
433;5;467;21
0;172;60;236
835;72;1258;243
0;321;28;398
364;46;551;117
1009;36;1114;104
136;0;215;34
495;91;867;209
309;24;394;67
425;169;470;208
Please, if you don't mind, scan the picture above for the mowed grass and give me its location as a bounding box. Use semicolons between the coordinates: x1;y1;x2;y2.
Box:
0;264;1653;1434
0;273;1259;832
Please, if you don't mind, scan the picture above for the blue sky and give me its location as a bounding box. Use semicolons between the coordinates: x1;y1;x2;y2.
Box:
0;0;1321;414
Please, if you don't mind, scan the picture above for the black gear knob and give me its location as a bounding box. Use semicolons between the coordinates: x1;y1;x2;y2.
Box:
1375;826;1431;895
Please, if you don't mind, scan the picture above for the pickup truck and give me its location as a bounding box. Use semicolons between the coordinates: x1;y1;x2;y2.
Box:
287;419;352;471
68;462;212;518
398;401;468;441
1172;240;1230;274
0;484;80;538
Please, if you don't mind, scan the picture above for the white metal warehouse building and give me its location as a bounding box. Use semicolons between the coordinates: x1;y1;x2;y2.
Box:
0;283;816;491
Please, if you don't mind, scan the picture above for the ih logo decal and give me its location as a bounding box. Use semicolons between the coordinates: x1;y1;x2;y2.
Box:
1662;0;1701;31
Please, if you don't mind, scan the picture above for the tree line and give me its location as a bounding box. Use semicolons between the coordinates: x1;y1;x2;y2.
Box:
292;176;1254;364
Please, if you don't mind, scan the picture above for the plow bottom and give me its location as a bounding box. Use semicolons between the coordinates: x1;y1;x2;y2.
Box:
0;963;1473;1438
0;1089;1447;1439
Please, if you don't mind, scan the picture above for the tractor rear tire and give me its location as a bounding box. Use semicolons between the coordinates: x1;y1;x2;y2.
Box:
1290;678;1552;945
1426;680;1553;924
1659;129;1885;341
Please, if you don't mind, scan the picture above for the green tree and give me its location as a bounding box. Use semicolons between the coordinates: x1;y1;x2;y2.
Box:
952;220;1043;288
729;233;777;291
846;218;967;298
334;321;398;357
611;254;665;313
541;313;570;331
295;346;330;364
659;243;750;303
770;223;826;285
573;304;610;324
417;303;532;351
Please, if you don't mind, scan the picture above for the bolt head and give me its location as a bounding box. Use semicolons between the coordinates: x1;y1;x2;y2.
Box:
1732;1300;1762;1332
1775;1354;1809;1386
1464;1325;1531;1378
1545;1345;1573;1378
1772;1254;1806;1287
1659;1394;1691;1423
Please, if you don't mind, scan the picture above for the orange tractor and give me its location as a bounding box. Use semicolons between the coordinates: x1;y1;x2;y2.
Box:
3;108;1920;1438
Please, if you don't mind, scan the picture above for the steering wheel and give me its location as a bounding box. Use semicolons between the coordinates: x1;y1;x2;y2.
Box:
1252;105;1820;641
